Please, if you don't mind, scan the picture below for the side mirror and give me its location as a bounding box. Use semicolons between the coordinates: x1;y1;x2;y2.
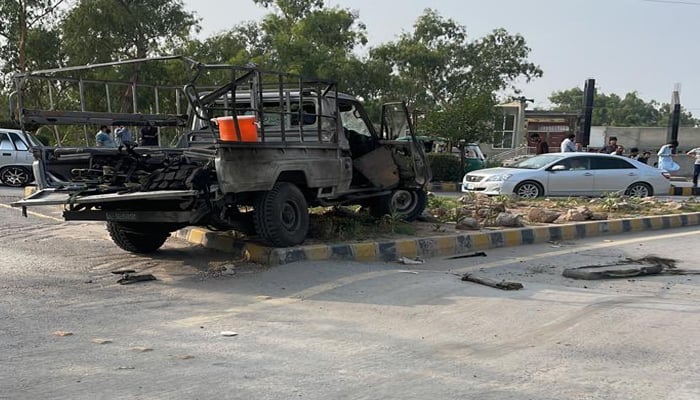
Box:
551;164;566;171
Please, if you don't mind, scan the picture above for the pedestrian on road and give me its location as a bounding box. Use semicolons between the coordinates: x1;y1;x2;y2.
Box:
686;146;700;187
657;140;680;172
531;133;549;155
560;134;577;152
614;145;625;156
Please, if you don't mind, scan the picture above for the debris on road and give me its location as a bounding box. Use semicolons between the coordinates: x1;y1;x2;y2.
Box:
397;270;419;274
397;257;424;265
176;355;195;360
563;256;681;280
52;331;73;337
111;268;156;284
461;274;524;290
221;331;239;337
446;251;487;260
91;338;112;344
130;346;154;352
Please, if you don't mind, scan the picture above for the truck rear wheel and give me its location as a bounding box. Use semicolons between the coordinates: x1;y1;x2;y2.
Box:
107;222;170;253
370;189;427;222
254;182;309;247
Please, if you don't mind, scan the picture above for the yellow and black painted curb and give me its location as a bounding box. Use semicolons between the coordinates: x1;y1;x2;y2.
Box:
176;212;700;266
669;186;699;196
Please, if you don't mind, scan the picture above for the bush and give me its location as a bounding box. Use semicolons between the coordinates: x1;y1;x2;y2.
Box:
428;153;464;181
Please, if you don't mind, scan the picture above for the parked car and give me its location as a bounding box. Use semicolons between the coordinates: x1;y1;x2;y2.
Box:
462;152;671;198
0;129;39;187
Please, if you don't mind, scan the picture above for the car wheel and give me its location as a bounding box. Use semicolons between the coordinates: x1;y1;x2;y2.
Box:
625;182;653;197
254;182;309;247
0;166;32;187
513;181;543;199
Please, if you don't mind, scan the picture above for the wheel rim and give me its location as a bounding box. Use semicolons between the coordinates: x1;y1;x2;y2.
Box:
391;190;417;213
628;184;649;197
516;183;540;199
280;200;301;231
2;167;30;187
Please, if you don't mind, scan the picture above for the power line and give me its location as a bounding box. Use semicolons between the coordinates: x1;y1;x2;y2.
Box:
642;0;700;6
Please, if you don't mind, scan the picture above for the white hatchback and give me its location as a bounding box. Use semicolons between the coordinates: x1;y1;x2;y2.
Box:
462;152;671;198
0;129;40;187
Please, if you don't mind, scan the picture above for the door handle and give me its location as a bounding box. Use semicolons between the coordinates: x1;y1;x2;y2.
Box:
584;172;593;176
2;152;11;156
627;173;637;176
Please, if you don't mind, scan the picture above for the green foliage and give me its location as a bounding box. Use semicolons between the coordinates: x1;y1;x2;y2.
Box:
427;153;464;182
62;0;199;63
549;87;699;127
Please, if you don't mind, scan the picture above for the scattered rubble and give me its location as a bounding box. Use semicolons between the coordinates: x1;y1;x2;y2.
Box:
461;274;523;290
563;256;686;280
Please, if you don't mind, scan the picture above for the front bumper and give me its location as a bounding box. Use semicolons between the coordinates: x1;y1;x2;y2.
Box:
461;180;517;195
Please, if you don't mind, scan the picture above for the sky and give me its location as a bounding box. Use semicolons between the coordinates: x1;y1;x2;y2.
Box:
182;0;700;111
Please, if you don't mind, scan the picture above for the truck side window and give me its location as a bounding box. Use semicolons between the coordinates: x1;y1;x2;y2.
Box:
338;102;372;137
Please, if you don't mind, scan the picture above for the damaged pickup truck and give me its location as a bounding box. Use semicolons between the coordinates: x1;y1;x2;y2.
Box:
11;56;431;252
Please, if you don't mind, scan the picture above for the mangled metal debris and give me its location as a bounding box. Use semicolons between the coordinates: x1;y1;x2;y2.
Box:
461;274;523;290
562;256;697;280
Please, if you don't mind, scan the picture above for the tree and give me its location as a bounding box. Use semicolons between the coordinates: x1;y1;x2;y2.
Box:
250;0;368;84
0;0;65;74
549;88;699;127
62;0;199;64
366;9;541;143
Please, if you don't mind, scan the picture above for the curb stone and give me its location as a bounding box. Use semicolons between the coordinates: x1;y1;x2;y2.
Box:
176;212;700;266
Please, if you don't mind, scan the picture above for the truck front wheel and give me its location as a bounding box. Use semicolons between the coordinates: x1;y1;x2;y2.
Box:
254;183;309;247
107;222;170;253
371;189;427;222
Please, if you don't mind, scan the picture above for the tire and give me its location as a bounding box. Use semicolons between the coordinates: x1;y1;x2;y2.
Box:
254;183;309;247
370;189;427;222
625;182;653;197
106;222;170;253
513;181;543;199
0;166;32;187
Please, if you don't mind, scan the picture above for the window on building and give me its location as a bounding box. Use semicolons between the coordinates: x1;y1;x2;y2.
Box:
492;113;516;149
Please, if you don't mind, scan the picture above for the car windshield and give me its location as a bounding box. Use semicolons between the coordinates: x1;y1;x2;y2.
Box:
512;154;566;169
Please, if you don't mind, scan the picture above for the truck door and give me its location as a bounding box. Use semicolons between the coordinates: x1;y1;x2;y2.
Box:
0;132;18;168
380;102;431;187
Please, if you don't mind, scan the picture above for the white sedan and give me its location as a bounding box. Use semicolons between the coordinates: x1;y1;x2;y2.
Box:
462;152;671;198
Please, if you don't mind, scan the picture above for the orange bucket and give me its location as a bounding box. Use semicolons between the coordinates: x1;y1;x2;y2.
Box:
212;115;258;142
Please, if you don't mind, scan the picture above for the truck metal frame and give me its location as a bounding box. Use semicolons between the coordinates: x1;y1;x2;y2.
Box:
12;56;431;251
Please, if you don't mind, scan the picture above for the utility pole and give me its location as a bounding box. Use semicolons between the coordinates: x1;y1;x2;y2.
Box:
581;79;595;146
513;96;534;146
667;83;681;147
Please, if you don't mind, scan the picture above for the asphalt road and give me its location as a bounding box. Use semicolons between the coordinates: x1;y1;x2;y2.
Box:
1;188;700;399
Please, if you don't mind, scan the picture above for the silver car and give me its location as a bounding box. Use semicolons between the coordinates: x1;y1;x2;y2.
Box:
0;128;39;187
462;152;671;198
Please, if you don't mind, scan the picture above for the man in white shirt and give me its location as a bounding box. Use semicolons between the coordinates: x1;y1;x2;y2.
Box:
560;134;577;152
687;146;700;187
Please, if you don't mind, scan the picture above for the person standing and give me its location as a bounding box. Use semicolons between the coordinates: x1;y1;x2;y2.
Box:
599;136;618;154
613;145;625;156
686;146;700;187
560;134;577;152
114;125;134;147
530;133;548;155
628;147;640;160
657;140;680;172
140;124;159;146
95;125;116;147
637;151;651;164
